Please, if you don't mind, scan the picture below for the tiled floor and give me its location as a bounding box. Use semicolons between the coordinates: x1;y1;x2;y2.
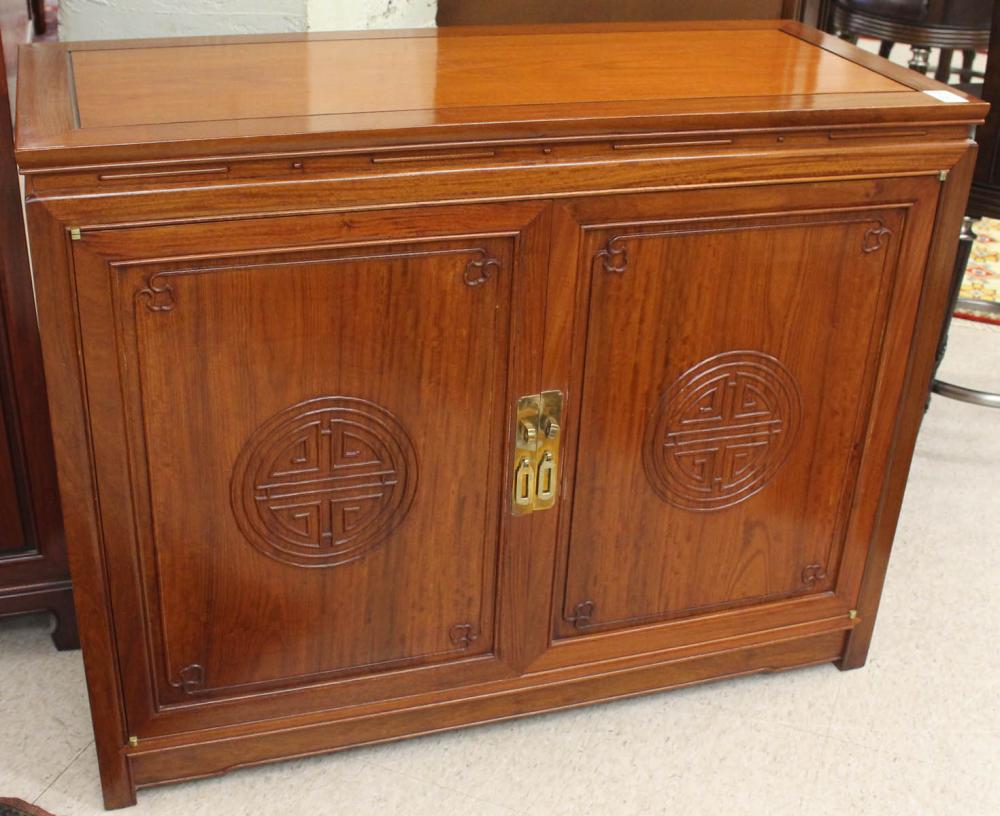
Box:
2;318;998;816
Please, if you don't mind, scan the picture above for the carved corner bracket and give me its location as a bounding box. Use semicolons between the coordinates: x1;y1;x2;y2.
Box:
801;563;828;588
565;600;596;630
136;273;176;312
449;623;480;650
169;663;205;695
862;222;892;253
595;237;629;274
464;252;501;287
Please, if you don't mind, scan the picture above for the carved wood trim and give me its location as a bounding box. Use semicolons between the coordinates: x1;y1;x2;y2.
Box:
862;223;892;253
135;245;502;312
565;600;596;630
801;563;828;587
168;664;205;695
643;350;802;512
449;623;480;649
230;396;419;569
593;212;896;274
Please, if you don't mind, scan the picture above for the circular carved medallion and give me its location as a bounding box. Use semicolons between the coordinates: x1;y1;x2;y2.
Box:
231;397;417;567
643;351;801;511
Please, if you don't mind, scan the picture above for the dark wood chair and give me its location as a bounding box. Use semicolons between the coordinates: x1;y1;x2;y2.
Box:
437;0;809;26
830;0;992;81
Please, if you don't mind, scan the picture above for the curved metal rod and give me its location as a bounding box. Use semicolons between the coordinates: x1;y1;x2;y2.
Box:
931;379;1000;408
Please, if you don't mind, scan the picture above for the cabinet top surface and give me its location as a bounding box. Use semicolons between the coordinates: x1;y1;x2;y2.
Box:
14;21;986;169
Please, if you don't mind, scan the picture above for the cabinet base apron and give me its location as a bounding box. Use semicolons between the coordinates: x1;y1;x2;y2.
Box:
124;629;846;800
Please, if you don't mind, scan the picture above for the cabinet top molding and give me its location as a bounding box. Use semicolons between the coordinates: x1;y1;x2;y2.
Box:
14;21;987;170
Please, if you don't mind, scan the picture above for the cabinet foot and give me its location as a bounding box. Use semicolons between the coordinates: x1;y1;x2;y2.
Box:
0;582;79;650
838;618;875;671
49;591;80;651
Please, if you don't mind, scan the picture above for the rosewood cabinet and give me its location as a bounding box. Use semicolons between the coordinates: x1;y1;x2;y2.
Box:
14;21;986;809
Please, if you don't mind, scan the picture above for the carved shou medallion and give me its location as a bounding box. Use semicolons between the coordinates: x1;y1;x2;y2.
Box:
644;351;801;511
231;397;418;568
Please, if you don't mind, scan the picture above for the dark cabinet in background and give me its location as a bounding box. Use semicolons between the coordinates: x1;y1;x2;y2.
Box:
0;34;76;648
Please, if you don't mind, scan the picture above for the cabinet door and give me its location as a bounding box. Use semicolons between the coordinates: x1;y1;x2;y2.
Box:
0;398;28;554
547;178;939;646
69;202;547;736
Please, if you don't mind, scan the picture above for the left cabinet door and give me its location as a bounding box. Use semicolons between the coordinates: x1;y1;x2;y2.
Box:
67;201;548;737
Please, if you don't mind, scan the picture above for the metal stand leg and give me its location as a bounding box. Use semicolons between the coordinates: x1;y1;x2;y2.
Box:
909;45;931;73
931;216;1000;409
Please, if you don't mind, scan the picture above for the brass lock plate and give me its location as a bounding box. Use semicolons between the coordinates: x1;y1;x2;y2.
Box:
512;390;563;515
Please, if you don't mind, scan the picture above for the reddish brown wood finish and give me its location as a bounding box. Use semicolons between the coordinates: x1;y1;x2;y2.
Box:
0;29;76;649
555;182;935;638
14;22;985;809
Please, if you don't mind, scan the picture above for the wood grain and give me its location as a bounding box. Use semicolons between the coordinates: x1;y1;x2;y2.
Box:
15;22;985;809
0;25;75;650
14;21;986;169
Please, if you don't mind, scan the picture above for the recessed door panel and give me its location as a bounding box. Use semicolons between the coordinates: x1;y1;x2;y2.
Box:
557;203;906;637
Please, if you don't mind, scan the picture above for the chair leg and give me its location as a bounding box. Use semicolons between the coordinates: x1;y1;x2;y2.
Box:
30;0;46;35
878;40;894;59
909;45;931;73
935;48;953;83
959;49;977;83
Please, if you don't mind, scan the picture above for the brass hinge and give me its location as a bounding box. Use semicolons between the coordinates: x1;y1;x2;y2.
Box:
511;390;563;515
128;735;138;747
848;609;859;621
938;170;949;182
69;227;82;241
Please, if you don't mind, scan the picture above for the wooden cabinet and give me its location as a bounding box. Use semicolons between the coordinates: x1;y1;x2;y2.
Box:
0;34;76;648
14;21;986;809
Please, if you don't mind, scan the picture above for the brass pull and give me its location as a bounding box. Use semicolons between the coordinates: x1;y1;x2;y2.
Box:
513;457;535;508
511;390;563;514
519;419;538;445
536;451;556;501
542;415;560;440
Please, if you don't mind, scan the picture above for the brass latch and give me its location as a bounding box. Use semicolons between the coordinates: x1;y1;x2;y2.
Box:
512;390;563;515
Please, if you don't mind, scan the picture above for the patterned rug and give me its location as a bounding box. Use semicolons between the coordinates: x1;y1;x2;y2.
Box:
0;800;58;816
956;217;1000;326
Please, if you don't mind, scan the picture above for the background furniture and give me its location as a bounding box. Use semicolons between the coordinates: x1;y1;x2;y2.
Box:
931;4;1000;407
830;0;992;80
438;0;811;25
15;22;985;808
0;31;76;646
967;3;1000;215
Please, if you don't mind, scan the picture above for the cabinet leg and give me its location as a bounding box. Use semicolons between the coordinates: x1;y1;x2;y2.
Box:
49;591;80;651
0;582;79;650
838;616;875;671
101;775;138;811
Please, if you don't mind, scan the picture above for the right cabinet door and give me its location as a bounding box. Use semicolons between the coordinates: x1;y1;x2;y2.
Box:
552;177;939;640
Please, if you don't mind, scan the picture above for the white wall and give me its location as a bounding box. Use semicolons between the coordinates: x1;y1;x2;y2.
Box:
308;0;436;31
60;0;437;41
